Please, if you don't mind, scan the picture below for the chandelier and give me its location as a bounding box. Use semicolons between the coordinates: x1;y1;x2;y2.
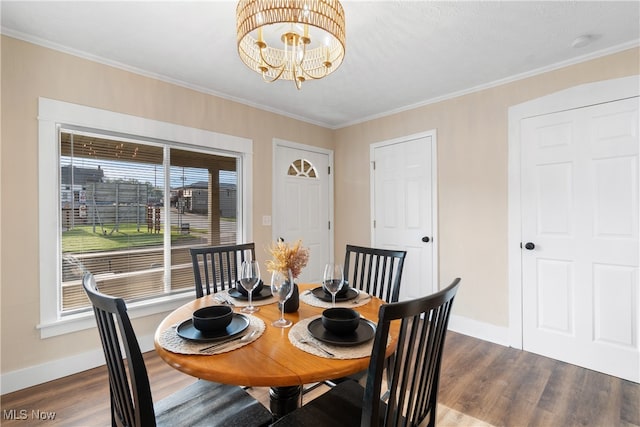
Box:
236;0;346;90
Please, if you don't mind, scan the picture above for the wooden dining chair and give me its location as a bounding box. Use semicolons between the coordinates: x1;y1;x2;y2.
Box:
344;244;407;303
274;278;461;427
82;273;272;427
190;243;256;298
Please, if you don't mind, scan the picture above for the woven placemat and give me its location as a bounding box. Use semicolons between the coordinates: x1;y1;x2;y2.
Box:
300;288;372;309
219;289;278;307
288;316;374;359
158;314;265;355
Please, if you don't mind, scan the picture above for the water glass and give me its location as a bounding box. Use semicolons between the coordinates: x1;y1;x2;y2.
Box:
323;263;344;307
240;260;261;313
271;269;294;328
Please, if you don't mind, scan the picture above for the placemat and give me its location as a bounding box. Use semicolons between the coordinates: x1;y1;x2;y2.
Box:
289;316;374;359
300;288;372;309
158;314;265;355
218;289;278;307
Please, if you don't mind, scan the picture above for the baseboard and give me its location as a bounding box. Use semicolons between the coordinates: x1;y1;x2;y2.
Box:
448;314;511;347
1;334;155;395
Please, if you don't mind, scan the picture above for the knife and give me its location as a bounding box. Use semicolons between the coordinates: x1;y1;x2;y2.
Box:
198;332;251;352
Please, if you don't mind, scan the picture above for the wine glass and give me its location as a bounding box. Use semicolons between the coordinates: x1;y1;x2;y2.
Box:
240;260;261;313
323;263;344;307
271;269;294;328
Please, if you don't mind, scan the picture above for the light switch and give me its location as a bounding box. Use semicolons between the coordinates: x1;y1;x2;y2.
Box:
262;215;271;226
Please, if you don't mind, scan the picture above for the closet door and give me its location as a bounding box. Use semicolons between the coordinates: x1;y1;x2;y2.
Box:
521;97;639;382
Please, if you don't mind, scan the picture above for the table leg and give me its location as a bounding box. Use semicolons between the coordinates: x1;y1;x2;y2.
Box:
269;385;302;419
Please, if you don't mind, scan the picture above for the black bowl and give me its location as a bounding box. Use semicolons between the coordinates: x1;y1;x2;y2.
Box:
323;281;350;297
192;305;233;333
322;308;360;335
235;279;264;296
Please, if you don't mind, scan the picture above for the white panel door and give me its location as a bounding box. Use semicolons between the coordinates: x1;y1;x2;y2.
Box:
274;142;331;283
521;97;639;382
372;133;436;300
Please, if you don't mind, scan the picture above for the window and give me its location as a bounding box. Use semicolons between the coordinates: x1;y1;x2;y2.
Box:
288;159;318;178
60;131;240;314
39;98;253;337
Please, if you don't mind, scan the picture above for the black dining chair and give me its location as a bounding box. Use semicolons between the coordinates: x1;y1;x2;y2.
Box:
274;278;461;427
82;273;272;427
190;243;256;298
313;244;407;390
344;244;407;303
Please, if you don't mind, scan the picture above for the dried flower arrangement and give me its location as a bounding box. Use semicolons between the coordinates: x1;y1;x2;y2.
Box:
265;239;310;279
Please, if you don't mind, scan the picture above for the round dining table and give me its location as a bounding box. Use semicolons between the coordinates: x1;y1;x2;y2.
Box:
154;283;397;418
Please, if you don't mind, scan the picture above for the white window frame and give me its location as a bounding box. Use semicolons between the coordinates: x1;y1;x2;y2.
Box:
38;98;253;338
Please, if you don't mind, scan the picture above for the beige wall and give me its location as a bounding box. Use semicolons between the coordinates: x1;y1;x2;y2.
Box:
1;33;638;380
334;48;640;327
0;36;332;373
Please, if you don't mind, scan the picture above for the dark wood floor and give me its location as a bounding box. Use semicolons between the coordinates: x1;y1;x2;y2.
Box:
1;331;638;426
438;332;639;427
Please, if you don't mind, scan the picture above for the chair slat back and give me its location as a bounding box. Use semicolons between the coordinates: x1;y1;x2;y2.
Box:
344;245;407;303
82;273;156;427
189;243;256;298
363;278;461;427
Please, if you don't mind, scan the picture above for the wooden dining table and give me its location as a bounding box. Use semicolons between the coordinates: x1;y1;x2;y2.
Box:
154;283;397;418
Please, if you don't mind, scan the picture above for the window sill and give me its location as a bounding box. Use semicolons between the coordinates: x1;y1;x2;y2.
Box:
37;292;194;339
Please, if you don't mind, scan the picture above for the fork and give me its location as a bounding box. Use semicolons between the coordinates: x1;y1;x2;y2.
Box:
214;294;234;306
296;333;335;357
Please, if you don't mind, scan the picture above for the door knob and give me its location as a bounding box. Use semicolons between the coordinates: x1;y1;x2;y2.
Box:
524;242;535;250
421;236;430;243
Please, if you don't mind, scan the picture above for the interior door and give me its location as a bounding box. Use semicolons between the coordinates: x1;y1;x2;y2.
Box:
371;133;437;300
521;97;639;382
273;142;331;283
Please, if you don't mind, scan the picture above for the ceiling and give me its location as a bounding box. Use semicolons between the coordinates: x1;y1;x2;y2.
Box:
2;1;639;129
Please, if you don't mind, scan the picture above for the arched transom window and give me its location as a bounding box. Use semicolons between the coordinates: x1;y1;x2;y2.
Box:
288;159;317;178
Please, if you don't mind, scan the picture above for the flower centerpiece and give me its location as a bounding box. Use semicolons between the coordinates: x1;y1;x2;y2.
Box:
266;239;309;313
266;239;309;279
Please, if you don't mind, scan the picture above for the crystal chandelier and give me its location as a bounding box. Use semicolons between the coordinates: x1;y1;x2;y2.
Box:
236;0;346;90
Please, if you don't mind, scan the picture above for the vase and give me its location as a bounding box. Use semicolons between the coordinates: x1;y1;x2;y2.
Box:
283;282;299;313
